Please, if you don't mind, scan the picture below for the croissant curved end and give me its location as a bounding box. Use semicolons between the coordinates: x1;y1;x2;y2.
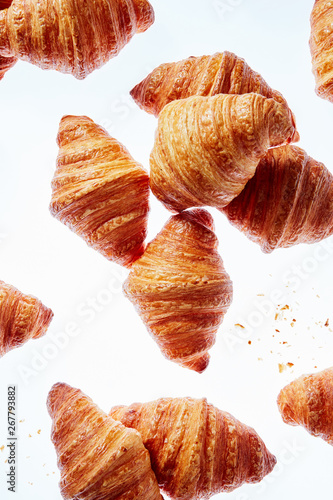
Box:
276;388;298;426
177;351;210;373
133;0;155;33
47;382;74;418
182;208;215;232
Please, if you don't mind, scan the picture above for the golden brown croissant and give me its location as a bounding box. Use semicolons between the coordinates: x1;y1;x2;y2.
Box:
310;0;333;102
0;280;53;356
47;382;163;500
50;115;150;268
131;51;293;117
0;54;16;79
277;367;333;445
0;0;154;79
123;209;233;373
223;145;333;252
110;397;277;500
150;93;298;213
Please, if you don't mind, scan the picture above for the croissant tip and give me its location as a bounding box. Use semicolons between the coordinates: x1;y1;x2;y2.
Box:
184;208;215;232
133;0;155;33
178;352;210;373
47;382;73;417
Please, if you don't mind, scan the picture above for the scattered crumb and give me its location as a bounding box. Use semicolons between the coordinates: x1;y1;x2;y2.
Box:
258;357;263;361
235;323;245;329
281;305;290;311
28;482;33;486
19;419;25;423
278;363;286;373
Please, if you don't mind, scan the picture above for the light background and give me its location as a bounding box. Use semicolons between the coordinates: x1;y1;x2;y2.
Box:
0;0;333;499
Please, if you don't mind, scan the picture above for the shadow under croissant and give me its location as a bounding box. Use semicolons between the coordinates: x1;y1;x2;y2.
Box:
123;208;233;373
0;0;155;79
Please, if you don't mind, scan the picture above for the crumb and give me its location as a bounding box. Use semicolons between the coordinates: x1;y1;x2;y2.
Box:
19;419;25;423
5;459;7;463
325;319;329;327
275;313;279;320
287;362;294;368
258;357;263;361
316;294;320;298
248;340;252;345
278;363;286;373
0;446;4;452
235;323;245;329
282;341;288;345
26;456;30;459
275;329;280;333
314;366;318;369
281;305;290;311
37;429;41;435
257;293;264;296
28;434;32;438
291;322;295;327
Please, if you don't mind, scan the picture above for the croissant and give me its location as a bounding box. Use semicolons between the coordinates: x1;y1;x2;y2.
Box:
0;280;53;356
110;397;276;500
131;51;294;118
47;382;162;499
277;367;333;445
0;0;154;79
123;209;233;373
223;145;333;252
0;54;16;79
310;0;333;102
50;115;150;268
150;93;298;213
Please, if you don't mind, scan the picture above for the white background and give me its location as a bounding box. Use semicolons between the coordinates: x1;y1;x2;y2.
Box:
0;0;333;499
